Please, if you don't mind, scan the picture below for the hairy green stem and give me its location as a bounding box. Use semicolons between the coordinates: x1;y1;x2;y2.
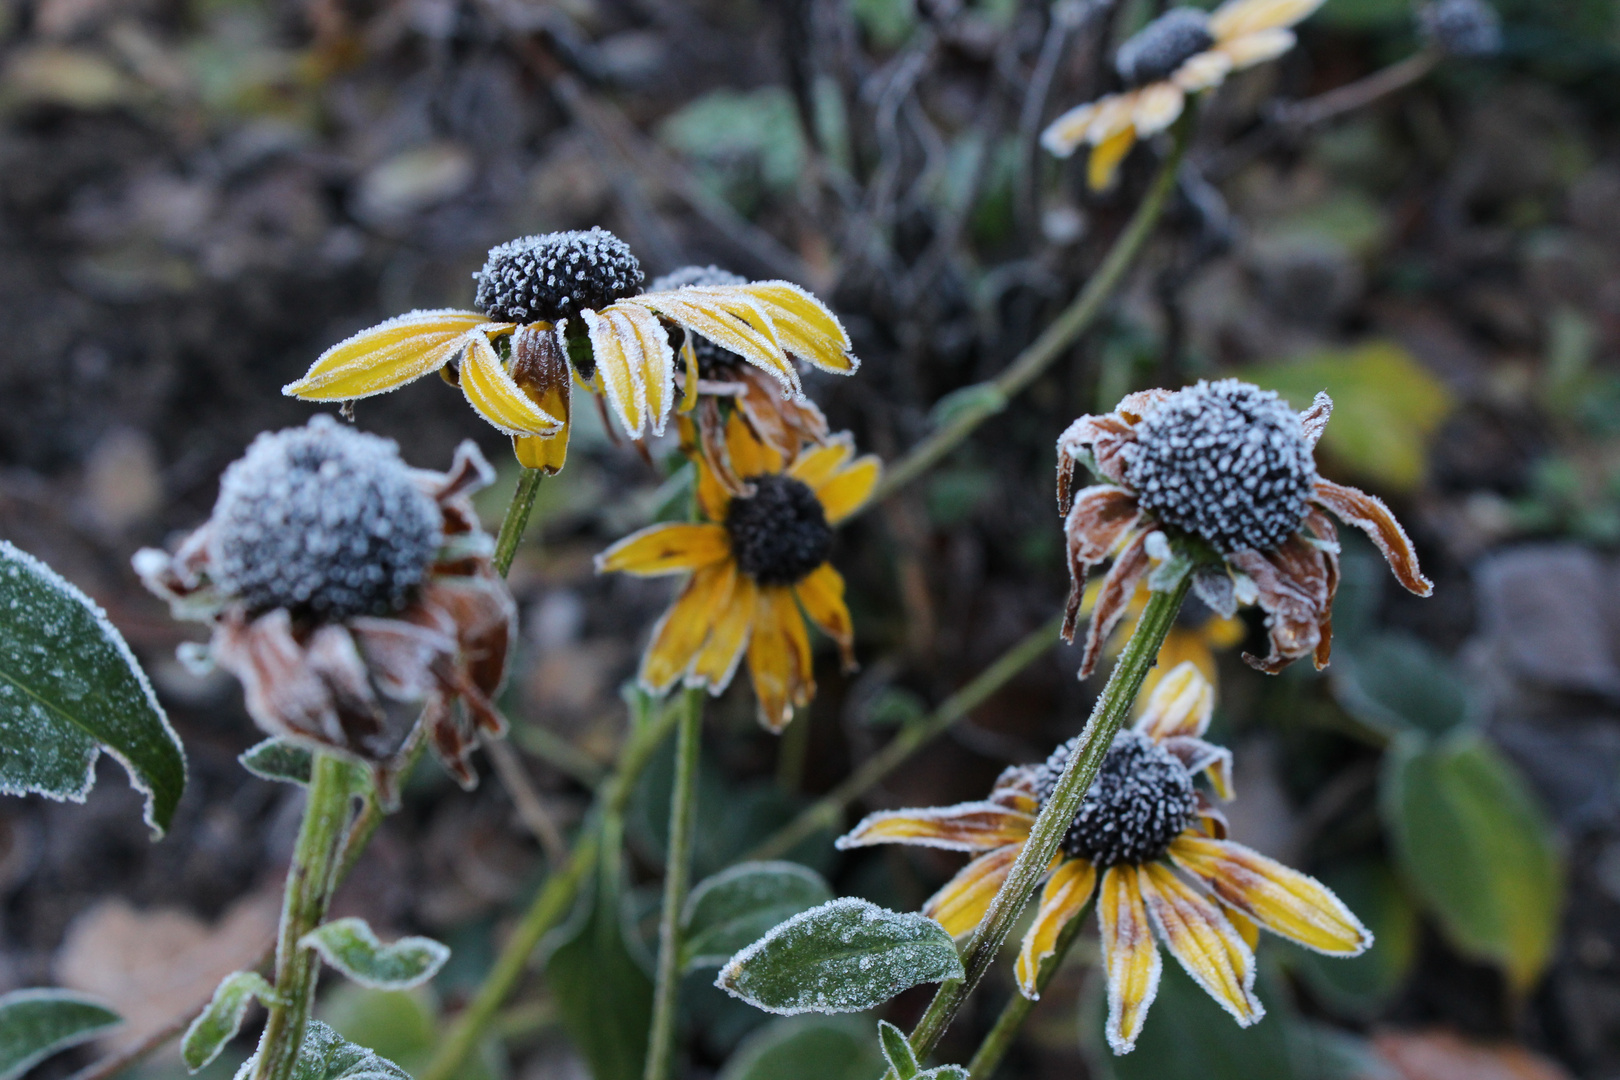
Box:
644;689;705;1080
867;114;1192;508
494;468;546;577
748;614;1065;862
885;575;1191;1075
965;905;1089;1080
253;753;355;1080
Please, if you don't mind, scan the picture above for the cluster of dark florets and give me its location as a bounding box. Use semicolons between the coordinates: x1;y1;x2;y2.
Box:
1123;379;1317;555
725;474;833;586
1115;7;1214;86
650;265;750;376
1034;731;1197;867
1418;0;1501;56
473;228;644;324
209;417;442;620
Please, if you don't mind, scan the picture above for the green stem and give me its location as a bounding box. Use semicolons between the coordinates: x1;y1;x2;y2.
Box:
965;905;1089;1080
422;695;687;1080
644;689;705;1080
867;114;1193;509
494;468;546;577
253;753;355;1080
747;614;1065;862
884;574;1191;1076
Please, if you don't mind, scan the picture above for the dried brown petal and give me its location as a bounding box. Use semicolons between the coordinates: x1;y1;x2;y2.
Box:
1312;479;1432;597
1298;391;1332;449
1230;534;1331;674
1080;529;1153;678
1062;486;1142;641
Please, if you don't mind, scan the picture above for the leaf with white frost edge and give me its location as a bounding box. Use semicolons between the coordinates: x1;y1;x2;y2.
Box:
0;542;186;835
0;988;121;1080
715;897;965;1016
239;738;315;785
232;1020;411;1080
301;918;450;991
681;861;833;971
182;972;279;1072
878;1020;919;1079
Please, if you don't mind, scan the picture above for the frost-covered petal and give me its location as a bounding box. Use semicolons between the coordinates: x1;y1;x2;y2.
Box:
1162;736;1235;800
1209;0;1323;39
283;310;491;401
748;586;815;732
1062;486;1143;645
836;803;1034;853
1132;82;1186;136
459;331;564;437
1216;27;1297;68
1016;858;1097;998
1139;862;1263;1027
583;307;651;438
1311;479;1432;597
1098;864;1161;1055
1135;661;1215;741
815;455;882;525
794;564;855;670
1228;532;1331;674
1172;50;1233;91
1078;528;1153;678
688;572;757;693
923;845;1021;939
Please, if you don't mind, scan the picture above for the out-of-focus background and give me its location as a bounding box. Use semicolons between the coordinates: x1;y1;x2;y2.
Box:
2;0;1619;1077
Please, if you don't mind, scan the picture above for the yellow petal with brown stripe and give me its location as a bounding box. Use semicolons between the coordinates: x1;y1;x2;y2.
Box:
595;523;731;576
923;845;1021;939
283;310;492;400
837;803;1033;853
739;281;857;373
689;572;757;692
640;561;738;692
1016;858;1097;997
815;456;881;524
1140;863;1263;1027
1099;865;1162;1055
1169;836;1373;955
1136;661;1214;740
460;333;564;437
795;563;855;669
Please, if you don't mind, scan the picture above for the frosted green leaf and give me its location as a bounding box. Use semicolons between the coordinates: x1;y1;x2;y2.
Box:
0;542;186;835
877;1020;919;1079
183;971;279;1072
233;1020;412;1080
0;988;121;1080
240;738;314;785
681;861;833;971
715;898;964;1016
301;919;450;991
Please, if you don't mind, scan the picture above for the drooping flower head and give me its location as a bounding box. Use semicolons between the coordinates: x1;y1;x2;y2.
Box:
838;663;1371;1054
283;228;858;476
134;416;516;795
596;411;879;732
1042;0;1326;189
1057;379;1431;678
1417;0;1502;56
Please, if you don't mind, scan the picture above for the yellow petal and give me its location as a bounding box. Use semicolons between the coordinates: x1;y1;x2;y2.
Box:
788;436;855;490
1132;82;1186;136
726;408;784;480
614;302;676;436
460;333;564;436
690;573;757;691
582;308;648;438
1173;50;1233;91
1089;126;1137;192
923;845;1020;939
282;310;491;400
747;586;813;732
1087;94;1136;142
1169;836;1373;956
1217;27;1297;68
1140;863;1263;1027
640;562;737;692
1040;100;1100;158
794;563;855;669
509;327;573;474
635;290;798;394
737;281;857;374
837;803;1034;853
1016;858;1097;997
513;429;569;473
815;455;882;524
1209;0;1323;39
1135;661;1214;741
1225;908;1261;951
1098;865;1161;1055
595;523;732;576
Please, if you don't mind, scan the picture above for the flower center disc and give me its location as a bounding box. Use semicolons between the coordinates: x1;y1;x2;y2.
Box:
473;227;644;324
1115;8;1215;87
1037;731;1197;867
725;474;833;586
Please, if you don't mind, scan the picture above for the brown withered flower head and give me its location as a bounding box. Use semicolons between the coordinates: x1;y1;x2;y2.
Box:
134;416;516;797
1057;380;1431;677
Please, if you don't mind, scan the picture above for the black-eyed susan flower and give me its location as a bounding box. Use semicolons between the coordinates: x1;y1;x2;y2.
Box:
1057;379;1432;678
837;663;1371;1054
133;416;515;794
282;229;858;475
1041;0;1325;189
595;411;879;732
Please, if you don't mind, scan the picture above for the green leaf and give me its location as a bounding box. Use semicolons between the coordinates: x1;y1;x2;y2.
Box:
1243;341;1454;492
1290;861;1419;1019
0;541;186;835
232;1019;411;1080
926;383;1006;430
1331;633;1473;736
240;738;314;785
1380;731;1564;992
318;986;494;1080
301;919;450;991
715;898;965;1016
716;1016;886;1080
0;988;121;1080
183;972;279;1072
876;1020;918;1080
681;862;834;971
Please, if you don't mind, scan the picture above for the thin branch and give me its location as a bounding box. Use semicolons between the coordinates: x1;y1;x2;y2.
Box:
487;739;570;865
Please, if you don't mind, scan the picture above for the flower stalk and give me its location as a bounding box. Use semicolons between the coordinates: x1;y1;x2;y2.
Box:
883;570;1192;1075
494;468;546;577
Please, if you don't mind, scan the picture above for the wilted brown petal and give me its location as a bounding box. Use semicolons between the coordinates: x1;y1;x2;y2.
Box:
1080;529;1152;678
1312;479;1433;596
1229;534;1331;674
734;364;828;460
1061;486;1141;642
1304;507;1339;669
1298;391;1333;449
1055;409;1143;510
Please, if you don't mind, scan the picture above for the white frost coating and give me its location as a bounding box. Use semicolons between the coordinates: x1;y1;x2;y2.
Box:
714;897;964;1016
836;801;1031;852
0;540;186;837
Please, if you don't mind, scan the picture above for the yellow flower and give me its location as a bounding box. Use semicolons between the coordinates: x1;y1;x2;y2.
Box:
1042;0;1325;189
283;230;857;474
596;411;880;732
837;663;1371;1055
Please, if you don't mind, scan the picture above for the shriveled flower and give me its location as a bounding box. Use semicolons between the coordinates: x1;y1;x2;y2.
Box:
1417;0;1501;57
133;416;515;795
596;411;879;732
283;228;857;475
1057;379;1431;677
650;265;831;467
838;663;1371;1054
1042;0;1325;189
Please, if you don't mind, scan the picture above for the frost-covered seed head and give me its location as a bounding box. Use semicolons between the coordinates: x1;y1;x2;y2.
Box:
473;228;644;324
650;265;751;375
725;474;832;586
209;417;441;620
1417;0;1501;56
1035;731;1197;867
1115;8;1215;87
1123;379;1317;554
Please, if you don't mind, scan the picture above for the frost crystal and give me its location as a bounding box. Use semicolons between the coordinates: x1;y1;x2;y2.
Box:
472;227;644;324
726;475;833;586
1115;8;1214;87
650;265;751;375
1035;731;1196;867
1123;379;1316;554
209;417;442;620
1418;0;1501;56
